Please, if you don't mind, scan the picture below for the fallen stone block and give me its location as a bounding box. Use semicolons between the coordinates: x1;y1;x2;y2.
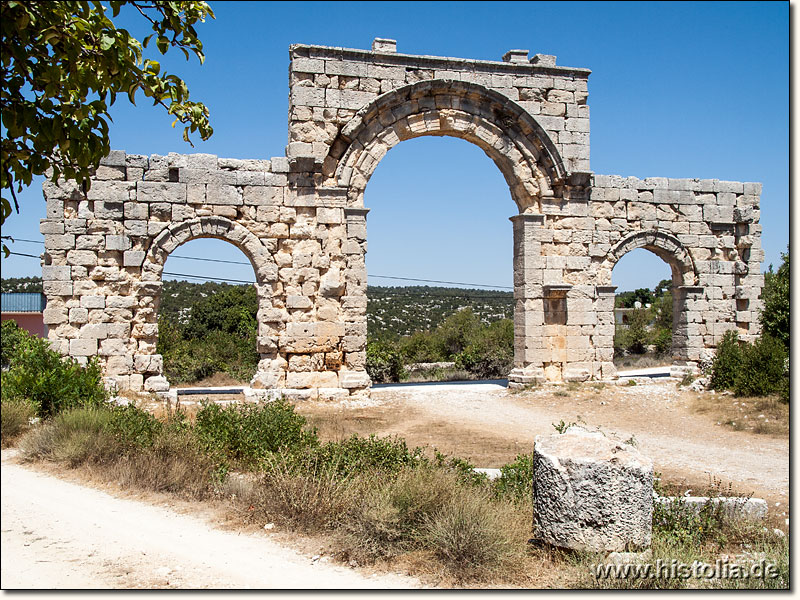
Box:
533;426;653;552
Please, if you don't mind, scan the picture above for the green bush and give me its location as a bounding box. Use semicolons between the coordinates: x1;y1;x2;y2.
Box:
624;308;650;354
454;319;513;379
709;330;742;391
294;434;427;480
652;327;672;355
760;246;789;351
734;335;787;399
493;453;533;501
366;340;404;383
194;399;317;467
2;330;108;416
1;319;28;368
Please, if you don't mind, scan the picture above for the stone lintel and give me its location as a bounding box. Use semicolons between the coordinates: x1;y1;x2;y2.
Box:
344;207;370;219
502;49;530;63
509;213;545;226
544;284;572;297
596;285;618;295
677;285;704;296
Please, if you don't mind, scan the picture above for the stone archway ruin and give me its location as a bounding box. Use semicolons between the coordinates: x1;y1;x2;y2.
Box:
40;39;765;397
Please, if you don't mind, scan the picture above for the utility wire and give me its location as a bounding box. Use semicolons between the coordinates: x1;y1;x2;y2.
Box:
4;241;512;290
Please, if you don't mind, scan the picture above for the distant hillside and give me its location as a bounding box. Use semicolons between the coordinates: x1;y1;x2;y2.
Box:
1;277;513;338
1;277;43;294
367;285;512;338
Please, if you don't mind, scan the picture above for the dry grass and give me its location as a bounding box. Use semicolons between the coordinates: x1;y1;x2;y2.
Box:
1;400;36;447
692;392;789;436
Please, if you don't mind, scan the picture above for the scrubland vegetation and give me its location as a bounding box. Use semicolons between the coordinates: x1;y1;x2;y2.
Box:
0;321;789;587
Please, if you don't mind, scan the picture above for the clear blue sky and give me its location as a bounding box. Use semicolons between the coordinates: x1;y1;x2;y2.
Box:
1;1;788;293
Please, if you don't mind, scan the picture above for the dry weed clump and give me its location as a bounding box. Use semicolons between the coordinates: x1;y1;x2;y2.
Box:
1;400;36;447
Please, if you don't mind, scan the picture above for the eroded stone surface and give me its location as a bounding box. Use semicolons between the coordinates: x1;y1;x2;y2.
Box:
41;39;763;395
533;427;653;552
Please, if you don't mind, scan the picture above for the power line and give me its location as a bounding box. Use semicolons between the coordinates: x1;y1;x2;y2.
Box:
3;240;512;290
163;271;255;284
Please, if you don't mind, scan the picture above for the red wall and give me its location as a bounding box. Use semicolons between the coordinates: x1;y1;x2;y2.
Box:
1;313;47;338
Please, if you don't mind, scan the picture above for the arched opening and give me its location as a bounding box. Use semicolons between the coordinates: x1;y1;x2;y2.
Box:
605;232;699;371
134;217;280;391
362;136;516;384
325;81;567;387
157;238;261;387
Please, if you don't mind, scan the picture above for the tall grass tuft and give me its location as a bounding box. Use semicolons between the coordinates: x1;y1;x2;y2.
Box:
1;399;36;447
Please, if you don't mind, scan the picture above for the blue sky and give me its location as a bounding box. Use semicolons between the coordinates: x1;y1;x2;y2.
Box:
1;1;788;293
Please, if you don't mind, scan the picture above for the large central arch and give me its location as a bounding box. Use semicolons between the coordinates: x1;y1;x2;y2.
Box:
323;80;568;214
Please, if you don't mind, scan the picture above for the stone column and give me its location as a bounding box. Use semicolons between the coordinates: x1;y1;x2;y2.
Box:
339;207;371;393
594;286;617;380
507;214;546;386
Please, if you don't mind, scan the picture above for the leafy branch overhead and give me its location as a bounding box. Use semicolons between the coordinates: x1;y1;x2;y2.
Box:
0;0;215;240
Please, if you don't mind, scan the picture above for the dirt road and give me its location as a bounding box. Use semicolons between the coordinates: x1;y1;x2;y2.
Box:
300;380;789;512
0;450;420;589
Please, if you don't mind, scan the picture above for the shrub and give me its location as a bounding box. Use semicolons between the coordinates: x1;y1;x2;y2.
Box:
709;330;742;391
297;434;427;480
111;427;216;498
256;454;363;532
624;308;650;354
341;467;458;561
20;407;121;466
366;340;405;383
2;331;108;416
734;335;787;398
454;319;514;379
422;487;527;577
194;399;317;467
652;327;672;355
760;247;789;351
1;319;28;368
493;452;533;501
1;399;36;446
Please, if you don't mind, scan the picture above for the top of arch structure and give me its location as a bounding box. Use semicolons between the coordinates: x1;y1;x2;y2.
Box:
287;38;593;189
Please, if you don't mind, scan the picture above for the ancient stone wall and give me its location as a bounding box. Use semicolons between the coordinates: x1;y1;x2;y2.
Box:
40;39;763;395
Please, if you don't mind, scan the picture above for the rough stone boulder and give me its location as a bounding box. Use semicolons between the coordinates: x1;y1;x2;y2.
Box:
533;426;653;552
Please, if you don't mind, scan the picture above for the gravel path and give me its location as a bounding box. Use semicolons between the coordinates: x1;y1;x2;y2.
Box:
0;450;421;589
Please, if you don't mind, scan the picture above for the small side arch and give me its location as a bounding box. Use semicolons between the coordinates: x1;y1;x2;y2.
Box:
601;230;698;287
323;79;568;213
141;217;277;286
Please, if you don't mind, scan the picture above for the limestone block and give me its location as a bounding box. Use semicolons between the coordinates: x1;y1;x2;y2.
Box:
70;338;98;356
287;295;313;309
319;265;345;297
43;280;73;296
207;184;243;205
87;181;135;202
137;181;186;203
42;265;72;281
45;234;76;251
69;307;89;324
144;376;170;392
533;427;653;552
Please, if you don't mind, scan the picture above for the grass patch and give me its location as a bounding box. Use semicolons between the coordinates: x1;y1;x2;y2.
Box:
1;399;36;447
692;393;789;436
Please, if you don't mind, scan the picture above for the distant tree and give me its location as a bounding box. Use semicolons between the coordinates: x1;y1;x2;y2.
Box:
1;1;214;254
760;246;789;350
654;278;672;297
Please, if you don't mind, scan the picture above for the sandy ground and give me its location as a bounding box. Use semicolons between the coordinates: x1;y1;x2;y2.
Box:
0;449;421;590
1;378;788;589
298;379;790;515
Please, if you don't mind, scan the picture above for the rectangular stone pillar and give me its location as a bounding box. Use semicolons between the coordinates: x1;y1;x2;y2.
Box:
673;285;705;368
339;207;371;392
594;286;617;379
508;214;546;386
